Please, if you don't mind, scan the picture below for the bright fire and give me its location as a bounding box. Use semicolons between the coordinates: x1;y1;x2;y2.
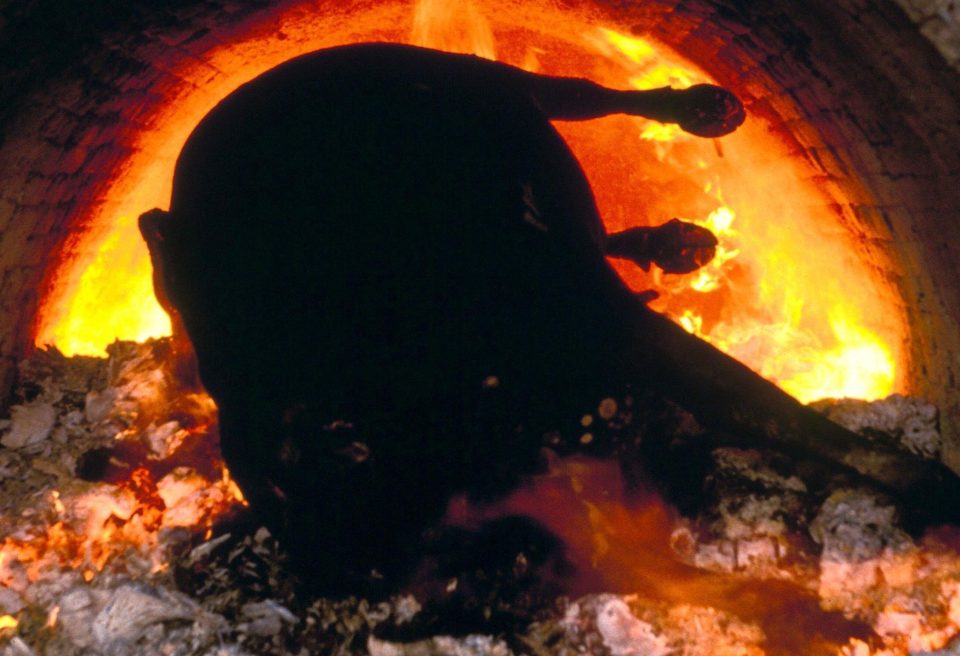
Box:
4;3;953;654
32;0;906;406
547;30;904;404
0;337;246;605
0;392;246;593
0;470;244;587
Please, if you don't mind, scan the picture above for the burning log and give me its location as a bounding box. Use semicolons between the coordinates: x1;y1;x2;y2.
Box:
138;42;959;591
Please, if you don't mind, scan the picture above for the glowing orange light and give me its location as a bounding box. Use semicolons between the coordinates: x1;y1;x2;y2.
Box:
411;0;496;58
558;27;905;403
45;605;60;630
37;214;172;357
0;457;242;586
33;0;907;405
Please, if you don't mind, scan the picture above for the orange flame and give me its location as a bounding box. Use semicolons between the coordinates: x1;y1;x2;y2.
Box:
0;462;243;588
563;27;904;404
411;0;496;59
651;196;897;402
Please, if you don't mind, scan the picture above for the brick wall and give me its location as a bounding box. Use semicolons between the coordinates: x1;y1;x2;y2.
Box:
892;0;960;68
0;0;277;399
2;0;960;461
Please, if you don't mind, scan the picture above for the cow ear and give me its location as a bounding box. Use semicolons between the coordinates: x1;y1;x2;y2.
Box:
138;208;169;250
137;208;178;314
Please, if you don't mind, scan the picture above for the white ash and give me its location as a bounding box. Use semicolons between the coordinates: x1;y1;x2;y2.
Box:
144;420;188;459
202;647;256;656
0;589;24;616
0;347;112;515
808;489;960;652
84;387;119;426
34;578;229;656
594;596;669;656
367;634;513;656
810;489;912;563
2;637;34;656
665;446;960;652
671;448;815;580
184;533;233;565
91;583;201;648
717;495;792;541
1;403;57;450
16;348;106;397
0;340;242;655
709;448;808;493
391;595;422;625
810;394;941;459
539;594;765;656
239;599;298;637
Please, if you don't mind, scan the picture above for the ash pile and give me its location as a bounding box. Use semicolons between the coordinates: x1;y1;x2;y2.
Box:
3;342;960;655
0;340;245;655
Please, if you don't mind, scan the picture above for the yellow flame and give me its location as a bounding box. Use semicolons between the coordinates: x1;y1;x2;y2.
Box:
678;310;702;335
584;27;904;403
779;314;895;402
595;27;656;63
593;27;695;88
411;0;496;58
641;123;686;142
37;214;171;357
682;206;740;293
588;27;699;144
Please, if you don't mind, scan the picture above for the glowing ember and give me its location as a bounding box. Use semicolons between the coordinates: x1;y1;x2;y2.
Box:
0;340;245;595
0;461;243;588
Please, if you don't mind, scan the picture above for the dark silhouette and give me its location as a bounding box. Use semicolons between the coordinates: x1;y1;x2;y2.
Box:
141;44;960;596
139;43;739;589
606;218;718;274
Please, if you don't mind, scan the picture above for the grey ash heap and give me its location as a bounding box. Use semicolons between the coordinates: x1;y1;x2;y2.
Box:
135;42;956;592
